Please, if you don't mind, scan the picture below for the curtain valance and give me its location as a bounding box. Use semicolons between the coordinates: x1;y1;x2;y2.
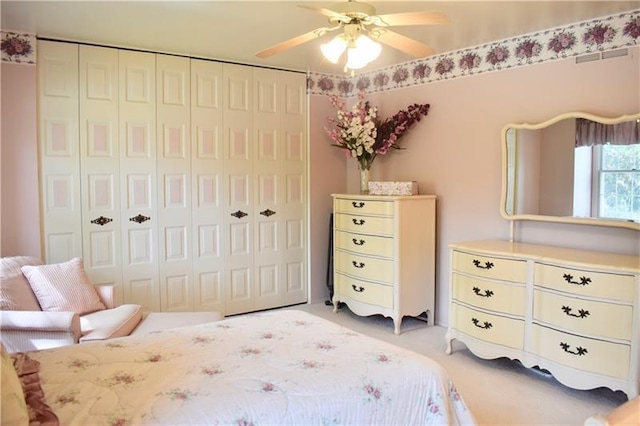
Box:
575;118;639;147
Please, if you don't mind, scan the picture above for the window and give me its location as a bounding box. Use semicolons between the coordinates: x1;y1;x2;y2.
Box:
594;143;640;222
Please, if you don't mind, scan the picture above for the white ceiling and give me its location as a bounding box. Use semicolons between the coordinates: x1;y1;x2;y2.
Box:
2;1;639;74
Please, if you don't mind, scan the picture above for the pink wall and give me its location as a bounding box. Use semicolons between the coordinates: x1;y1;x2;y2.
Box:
309;47;639;324
308;94;347;304
1;62;40;258
2;45;638;325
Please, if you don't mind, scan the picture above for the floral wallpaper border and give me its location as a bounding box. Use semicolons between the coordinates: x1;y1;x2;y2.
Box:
3;10;638;85
1;31;36;64
307;9;640;97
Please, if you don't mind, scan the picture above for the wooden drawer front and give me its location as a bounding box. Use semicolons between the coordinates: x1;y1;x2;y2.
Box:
452;273;526;316
533;289;633;341
334;198;394;216
335;230;393;258
335;273;393;308
452;251;527;283
451;303;524;350
531;325;630;379
534;263;635;303
334;213;394;236
335;250;394;284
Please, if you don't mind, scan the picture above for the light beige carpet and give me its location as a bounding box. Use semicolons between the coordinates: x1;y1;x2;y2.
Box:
286;302;629;425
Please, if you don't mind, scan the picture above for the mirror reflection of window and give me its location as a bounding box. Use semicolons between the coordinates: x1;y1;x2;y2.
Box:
595;143;639;221
574;118;640;222
502;113;640;230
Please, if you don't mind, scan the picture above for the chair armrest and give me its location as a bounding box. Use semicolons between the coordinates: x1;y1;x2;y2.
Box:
0;310;81;352
94;285;115;309
0;310;80;333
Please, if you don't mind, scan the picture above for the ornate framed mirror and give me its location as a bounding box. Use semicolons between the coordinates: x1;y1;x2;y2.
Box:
500;111;640;232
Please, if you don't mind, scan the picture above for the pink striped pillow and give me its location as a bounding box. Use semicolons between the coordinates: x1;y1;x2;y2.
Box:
21;258;106;315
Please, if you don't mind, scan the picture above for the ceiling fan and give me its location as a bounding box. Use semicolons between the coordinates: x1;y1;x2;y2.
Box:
256;0;450;70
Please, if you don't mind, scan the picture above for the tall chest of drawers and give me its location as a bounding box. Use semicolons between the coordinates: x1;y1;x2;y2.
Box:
446;240;640;398
331;194;436;334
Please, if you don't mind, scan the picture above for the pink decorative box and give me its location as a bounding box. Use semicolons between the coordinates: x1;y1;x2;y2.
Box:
368;181;418;196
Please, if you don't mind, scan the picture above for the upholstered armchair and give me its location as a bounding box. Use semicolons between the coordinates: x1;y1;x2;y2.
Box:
0;256;143;353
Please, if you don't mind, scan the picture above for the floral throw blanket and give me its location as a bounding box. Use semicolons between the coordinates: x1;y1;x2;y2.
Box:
27;310;475;425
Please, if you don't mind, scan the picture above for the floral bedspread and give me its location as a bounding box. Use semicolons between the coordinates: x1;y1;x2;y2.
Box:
28;310;475;425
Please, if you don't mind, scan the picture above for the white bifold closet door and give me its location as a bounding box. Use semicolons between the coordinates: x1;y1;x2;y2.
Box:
222;65;307;315
79;46;161;310
39;40;307;315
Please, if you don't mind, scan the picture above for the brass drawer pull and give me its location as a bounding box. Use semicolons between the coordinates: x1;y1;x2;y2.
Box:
563;273;591;286
352;238;365;246
352;218;365;225
560;342;588;356
352;201;365;208
352;261;365;268
472;259;494;270
472;287;494;298
471;318;492;330
260;209;276;217
91;216;113;226
130;214;150;224
231;210;248;219
351;284;365;293
561;305;590;318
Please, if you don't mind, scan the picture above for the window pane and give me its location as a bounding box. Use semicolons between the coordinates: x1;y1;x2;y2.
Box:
601;144;640;171
599;144;640;221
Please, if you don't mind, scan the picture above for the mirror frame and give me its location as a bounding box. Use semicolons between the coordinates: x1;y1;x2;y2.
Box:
500;111;640;231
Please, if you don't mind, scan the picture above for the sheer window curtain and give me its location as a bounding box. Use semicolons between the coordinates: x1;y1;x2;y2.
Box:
575;118;640;147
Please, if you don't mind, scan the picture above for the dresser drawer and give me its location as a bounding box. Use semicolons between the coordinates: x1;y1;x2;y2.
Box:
531;324;630;379
334;198;394;216
335;230;394;258
335;273;393;309
335;250;394;284
334;213;394;236
452;273;526;316
534;263;635;303
533;289;632;341
451;303;524;350
452;251;527;283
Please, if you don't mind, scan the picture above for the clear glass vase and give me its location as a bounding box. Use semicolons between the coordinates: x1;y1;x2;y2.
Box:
359;167;370;194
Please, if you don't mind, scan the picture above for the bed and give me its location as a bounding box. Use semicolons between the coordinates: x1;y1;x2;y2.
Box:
5;309;475;425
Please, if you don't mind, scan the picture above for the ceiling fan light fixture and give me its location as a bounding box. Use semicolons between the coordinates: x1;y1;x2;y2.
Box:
321;35;348;63
345;34;381;70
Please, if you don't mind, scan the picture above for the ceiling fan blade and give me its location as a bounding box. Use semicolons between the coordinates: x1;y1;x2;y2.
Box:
256;27;333;58
374;11;450;27
374;29;435;57
297;4;344;19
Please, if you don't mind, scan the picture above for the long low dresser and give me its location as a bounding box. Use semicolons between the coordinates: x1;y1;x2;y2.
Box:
446;239;640;398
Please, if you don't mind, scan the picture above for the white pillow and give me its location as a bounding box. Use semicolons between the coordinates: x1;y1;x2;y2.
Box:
0;256;44;311
22;258;106;315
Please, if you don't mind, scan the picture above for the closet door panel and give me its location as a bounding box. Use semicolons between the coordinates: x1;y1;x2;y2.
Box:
223;64;254;315
157;54;192;311
38;41;81;263
79;45;123;302
119;50;159;311
191;59;225;312
253;69;284;310
280;73;307;305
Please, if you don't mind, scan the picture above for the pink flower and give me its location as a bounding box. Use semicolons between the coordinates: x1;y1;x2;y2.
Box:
326;91;430;170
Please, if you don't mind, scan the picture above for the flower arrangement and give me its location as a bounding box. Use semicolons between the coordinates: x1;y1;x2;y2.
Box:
325;91;430;171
